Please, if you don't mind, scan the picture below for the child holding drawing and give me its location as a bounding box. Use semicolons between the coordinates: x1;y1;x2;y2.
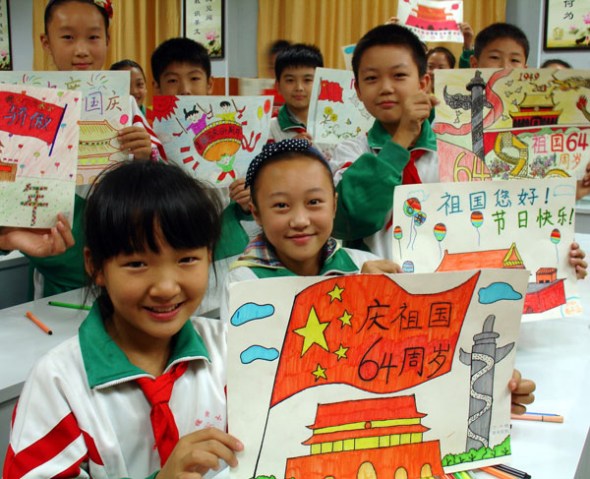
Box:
3;160;242;479
0;0;164;298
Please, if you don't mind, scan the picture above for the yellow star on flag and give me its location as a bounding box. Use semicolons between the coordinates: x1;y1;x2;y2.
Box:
338;310;352;327
328;284;344;302
334;344;349;361
294;307;330;356
312;363;327;381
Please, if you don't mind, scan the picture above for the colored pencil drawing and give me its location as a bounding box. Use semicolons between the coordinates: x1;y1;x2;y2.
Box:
152;95;272;186
0;71;131;184
308;68;373;160
397;0;464;43
433;68;590;183
227;270;529;478
0;84;81;228
391;177;580;320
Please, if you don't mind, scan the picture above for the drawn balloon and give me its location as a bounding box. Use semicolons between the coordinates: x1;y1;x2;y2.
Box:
471;210;484;246
550;228;561;262
433;222;447;257
393;225;403;259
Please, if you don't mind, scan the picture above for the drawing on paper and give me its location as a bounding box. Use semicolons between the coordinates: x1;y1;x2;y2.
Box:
0;71;131;184
397;0;464;43
0;84;81;227
308;68;373;159
152;95;272;186
227;270;529;478
434;68;590;183
392;178;580;319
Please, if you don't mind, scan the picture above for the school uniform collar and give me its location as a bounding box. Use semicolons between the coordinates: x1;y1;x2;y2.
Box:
79;302;210;389
231;234;358;277
277;104;307;131
367;119;437;152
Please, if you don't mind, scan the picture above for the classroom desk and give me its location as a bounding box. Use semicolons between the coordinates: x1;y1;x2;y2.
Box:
0;288;89;468
510;232;590;479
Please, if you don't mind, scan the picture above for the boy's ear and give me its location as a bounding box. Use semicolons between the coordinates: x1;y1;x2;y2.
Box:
333;192;338;218
153;79;161;95
469;55;478;68
40;34;51;54
207;76;214;95
83;247;104;286
419;73;431;93
353;78;361;97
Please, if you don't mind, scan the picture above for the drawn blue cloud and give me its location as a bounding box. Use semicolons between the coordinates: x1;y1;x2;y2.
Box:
478;282;522;304
230;302;275;326
240;345;279;364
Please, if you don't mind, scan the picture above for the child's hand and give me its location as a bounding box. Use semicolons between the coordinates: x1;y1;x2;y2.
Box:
229;178;252;214
569;242;588;280
0;213;74;257
361;259;402;274
509;369;536;415
393;92;438;149
156;428;243;479
459;22;474;50
576;161;590;200
118;126;152;161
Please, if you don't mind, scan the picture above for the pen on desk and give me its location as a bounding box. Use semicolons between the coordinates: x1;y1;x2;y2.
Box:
48;301;91;311
479;466;518;479
493;464;531;479
25;310;53;335
511;412;564;423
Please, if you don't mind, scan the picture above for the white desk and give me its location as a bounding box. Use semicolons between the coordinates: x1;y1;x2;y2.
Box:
510;233;590;479
0;289;88;467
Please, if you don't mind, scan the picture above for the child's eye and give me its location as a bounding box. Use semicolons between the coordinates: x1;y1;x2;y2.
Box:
124;261;146;268
363;76;376;82
309;198;324;206
179;256;199;264
273;202;288;209
190;76;202;82
61;35;73;40
166;78;178;84
89;35;101;40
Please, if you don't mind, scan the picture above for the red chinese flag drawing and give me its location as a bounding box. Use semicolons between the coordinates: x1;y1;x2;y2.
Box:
270;272;480;407
318;80;344;103
0;91;65;145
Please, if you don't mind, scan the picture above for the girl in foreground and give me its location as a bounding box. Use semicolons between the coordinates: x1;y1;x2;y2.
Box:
4;161;242;479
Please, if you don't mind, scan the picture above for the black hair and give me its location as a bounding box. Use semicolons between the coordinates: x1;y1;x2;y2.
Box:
274;43;324;80
247;140;333;208
268;39;292;57
85;160;222;319
151;37;211;84
44;0;110;33
110;59;146;79
540;58;572;69
352;24;427;81
426;46;456;69
474;22;530;61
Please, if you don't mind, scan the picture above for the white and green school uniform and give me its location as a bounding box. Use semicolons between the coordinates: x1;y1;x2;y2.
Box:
4;304;226;479
268;104;307;143
331;120;438;259
220;234;380;322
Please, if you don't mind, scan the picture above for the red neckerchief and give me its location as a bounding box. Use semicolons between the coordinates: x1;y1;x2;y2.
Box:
136;361;189;466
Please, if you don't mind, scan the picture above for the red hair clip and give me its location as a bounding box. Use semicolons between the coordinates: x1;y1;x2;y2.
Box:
94;0;113;19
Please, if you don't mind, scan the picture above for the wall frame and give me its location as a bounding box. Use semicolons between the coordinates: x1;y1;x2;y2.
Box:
183;0;224;59
544;0;590;50
0;0;12;70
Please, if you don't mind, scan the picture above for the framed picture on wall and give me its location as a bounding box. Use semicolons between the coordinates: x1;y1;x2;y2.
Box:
0;0;12;70
183;0;224;59
544;0;590;50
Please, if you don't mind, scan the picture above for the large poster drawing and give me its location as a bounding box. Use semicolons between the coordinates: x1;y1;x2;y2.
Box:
433;68;590;183
0;84;80;227
391;177;580;320
228;270;529;479
0;71;131;185
152;95;272;186
397;0;464;43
